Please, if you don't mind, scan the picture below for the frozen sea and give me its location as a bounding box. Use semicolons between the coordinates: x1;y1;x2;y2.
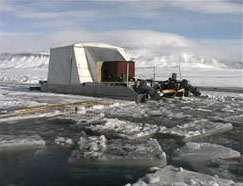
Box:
0;82;243;186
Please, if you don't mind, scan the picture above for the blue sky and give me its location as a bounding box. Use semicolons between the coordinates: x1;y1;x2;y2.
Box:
1;0;242;60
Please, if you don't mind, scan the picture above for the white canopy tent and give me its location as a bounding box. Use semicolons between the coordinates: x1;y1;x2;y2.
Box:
47;43;128;84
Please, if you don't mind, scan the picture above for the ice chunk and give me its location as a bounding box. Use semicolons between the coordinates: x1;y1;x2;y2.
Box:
0;134;45;151
54;136;73;146
175;142;241;160
85;118;165;139
129;166;241;186
159;119;233;141
143;173;160;184
223;114;243;126
173;142;241;179
91;105;105;110
69;136;166;166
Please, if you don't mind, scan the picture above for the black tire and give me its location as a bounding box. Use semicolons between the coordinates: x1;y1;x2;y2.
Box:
136;94;146;103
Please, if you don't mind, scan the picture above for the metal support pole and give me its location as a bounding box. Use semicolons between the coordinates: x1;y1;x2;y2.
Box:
179;64;181;80
126;61;129;86
154;59;156;81
153;66;156;80
179;57;182;80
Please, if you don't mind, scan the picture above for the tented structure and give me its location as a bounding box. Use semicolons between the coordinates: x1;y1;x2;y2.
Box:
47;43;128;84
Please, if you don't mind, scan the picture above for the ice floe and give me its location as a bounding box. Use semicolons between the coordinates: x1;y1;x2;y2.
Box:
127;166;243;186
159;119;233;141
84;118;165;139
173;142;242;179
0;134;45;151
54;136;73;146
69;135;166;166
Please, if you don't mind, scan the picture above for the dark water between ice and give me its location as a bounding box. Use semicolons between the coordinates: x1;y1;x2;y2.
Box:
0;147;149;186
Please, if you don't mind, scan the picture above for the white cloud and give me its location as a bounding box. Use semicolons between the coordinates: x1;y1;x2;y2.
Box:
1;0;241;36
1;2;98;20
1;29;241;62
2;0;241;22
1;30;191;51
19;10;97;19
93;0;242;14
166;0;242;14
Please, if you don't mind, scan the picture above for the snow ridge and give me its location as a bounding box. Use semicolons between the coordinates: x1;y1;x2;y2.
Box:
127;49;242;69
1;53;49;70
1;52;241;70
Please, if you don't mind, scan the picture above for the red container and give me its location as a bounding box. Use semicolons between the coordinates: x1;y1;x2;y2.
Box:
117;61;135;78
101;61;135;82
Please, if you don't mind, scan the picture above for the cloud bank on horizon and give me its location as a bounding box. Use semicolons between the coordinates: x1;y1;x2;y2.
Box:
1;0;242;62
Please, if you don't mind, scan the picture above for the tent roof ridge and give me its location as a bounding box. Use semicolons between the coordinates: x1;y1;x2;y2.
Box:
74;42;124;49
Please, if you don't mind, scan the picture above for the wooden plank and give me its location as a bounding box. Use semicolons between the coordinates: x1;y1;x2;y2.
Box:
162;88;185;94
0;101;107;120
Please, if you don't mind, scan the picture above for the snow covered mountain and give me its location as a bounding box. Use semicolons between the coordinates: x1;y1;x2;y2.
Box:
0;53;49;70
129;51;225;69
132;51;242;70
1;51;241;70
0;51;242;86
0;53;49;83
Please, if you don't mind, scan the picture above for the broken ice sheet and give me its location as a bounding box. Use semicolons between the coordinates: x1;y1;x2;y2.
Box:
69;135;167;167
223;114;243;126
173;142;242;180
158;119;233;142
84;118;166;139
128;165;243;186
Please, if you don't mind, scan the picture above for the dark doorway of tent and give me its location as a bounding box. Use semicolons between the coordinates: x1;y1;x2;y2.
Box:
100;61;135;82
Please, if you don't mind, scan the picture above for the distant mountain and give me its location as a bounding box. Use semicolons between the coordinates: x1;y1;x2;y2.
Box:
1;52;242;70
0;53;49;69
219;59;243;69
127;50;242;69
